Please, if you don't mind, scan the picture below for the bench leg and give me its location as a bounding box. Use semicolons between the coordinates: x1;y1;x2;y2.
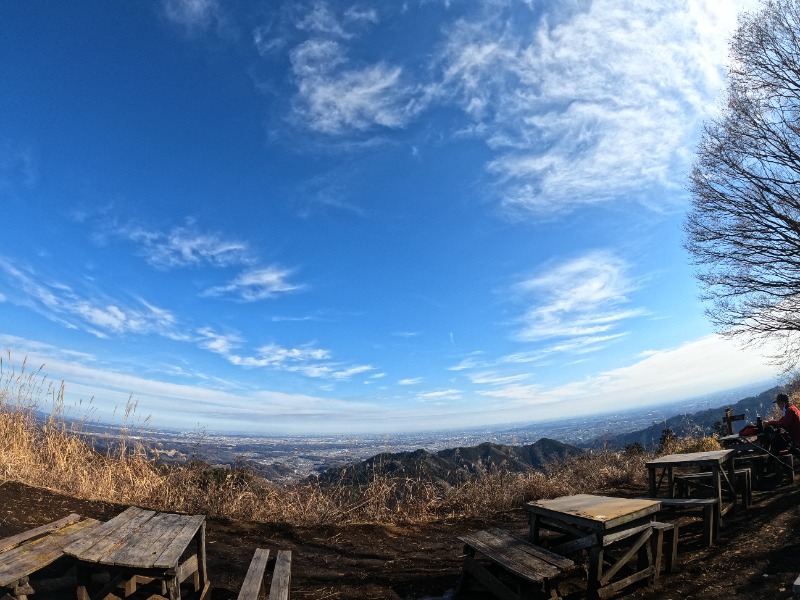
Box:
666;524;678;573
650;529;664;581
703;506;719;548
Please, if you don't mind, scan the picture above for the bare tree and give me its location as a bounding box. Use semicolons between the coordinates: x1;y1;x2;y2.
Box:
685;0;800;368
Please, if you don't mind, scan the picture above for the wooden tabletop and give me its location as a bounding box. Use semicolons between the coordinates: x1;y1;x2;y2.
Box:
64;506;205;570
645;449;734;468
524;494;661;531
0;516;101;587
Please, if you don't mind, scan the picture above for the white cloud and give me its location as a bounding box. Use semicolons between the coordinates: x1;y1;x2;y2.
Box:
481;335;779;418
197;328;242;355
0;258;182;340
289;39;423;134
125;225;250;269
202;267;302;301
296;2;352;38
417;389;462;402
162;0;224;33
398;377;422;385
435;0;752;215
513;251;645;343
198;333;374;381
468;371;529;386
344;6;379;25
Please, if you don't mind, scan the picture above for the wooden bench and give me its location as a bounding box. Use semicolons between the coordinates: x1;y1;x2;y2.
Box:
238;548;292;600
640;497;718;547
0;514;101;600
457;528;574;600
673;467;752;508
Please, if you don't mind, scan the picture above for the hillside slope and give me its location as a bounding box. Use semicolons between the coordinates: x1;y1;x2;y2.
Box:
603;385;783;449
2;476;799;599
315;438;583;485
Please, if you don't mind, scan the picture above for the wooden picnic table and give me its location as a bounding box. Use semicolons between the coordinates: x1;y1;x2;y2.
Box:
63;506;209;600
646;450;737;517
0;514;102;600
525;494;662;599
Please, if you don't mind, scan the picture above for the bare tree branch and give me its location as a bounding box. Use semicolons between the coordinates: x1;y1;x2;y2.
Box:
685;0;800;369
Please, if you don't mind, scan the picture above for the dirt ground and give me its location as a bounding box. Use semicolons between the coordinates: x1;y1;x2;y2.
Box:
2;477;800;600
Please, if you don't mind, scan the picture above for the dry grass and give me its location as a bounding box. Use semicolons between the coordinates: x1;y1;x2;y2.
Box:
0;356;718;526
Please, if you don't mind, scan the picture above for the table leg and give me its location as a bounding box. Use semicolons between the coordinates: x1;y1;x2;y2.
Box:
713;466;724;522
587;544;603;600
529;513;541;544
648;467;656;497
727;458;738;504
194;523;208;594
166;574;182;600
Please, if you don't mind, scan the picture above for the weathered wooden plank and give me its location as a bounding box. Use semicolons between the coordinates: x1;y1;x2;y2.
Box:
108;512;185;568
458;529;569;582
0;518;101;587
596;566;654;599
550;533;598;556
602;522;653;546
152;515;205;569
268;550;291;600
485;529;573;570
63;507;149;559
176;555;198;584
0;514;82;553
599;528;651;585
69;507;156;564
237;548;269;600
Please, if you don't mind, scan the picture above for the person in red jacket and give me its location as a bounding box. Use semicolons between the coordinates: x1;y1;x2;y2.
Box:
764;393;800;446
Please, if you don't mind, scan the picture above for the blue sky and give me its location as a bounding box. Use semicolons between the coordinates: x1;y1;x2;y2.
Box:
0;0;779;435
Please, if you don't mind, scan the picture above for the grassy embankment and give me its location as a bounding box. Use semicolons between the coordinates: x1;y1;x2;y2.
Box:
0;358;721;526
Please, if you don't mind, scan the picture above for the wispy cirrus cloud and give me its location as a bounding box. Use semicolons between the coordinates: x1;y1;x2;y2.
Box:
162;0;227;34
197;329;374;381
289;39;423;135
202;266;303;302
273;1;750;213
100;221;301;302
512;251;646;344
468;371;529;386
398;377;421;385
416;389;462;402
435;0;749;215
0;258;183;340
124;224;251;269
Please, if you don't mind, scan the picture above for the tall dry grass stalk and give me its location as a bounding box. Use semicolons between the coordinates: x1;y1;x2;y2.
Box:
0;355;683;526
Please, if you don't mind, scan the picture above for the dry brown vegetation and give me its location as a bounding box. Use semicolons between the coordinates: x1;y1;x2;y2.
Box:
0;356;721;527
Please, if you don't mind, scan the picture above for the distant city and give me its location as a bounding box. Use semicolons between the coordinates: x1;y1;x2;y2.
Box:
79;382;770;481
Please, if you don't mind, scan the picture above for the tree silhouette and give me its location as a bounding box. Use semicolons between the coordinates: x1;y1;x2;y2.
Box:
685;0;800;368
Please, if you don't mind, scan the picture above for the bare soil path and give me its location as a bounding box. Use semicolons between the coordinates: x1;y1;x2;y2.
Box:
1;478;799;599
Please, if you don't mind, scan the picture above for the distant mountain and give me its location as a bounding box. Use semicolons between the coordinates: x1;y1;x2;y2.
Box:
314;438;583;485
601;385;783;449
